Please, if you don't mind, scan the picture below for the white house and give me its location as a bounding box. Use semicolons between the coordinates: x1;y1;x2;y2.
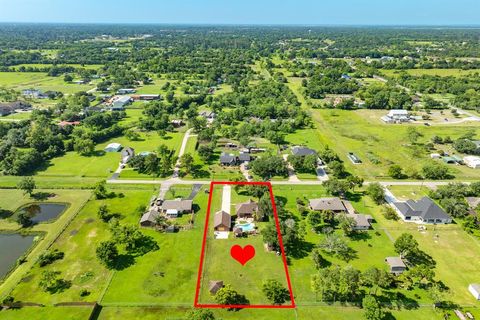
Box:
381;109;411;124
392;197;452;224
468;284;480;300
105;143;122;152
464;156;480;169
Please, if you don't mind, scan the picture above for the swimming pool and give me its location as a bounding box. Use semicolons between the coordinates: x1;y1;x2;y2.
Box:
235;222;255;232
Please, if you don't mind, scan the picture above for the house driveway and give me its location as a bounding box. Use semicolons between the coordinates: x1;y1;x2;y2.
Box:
222;185;231;213
282;154;300;182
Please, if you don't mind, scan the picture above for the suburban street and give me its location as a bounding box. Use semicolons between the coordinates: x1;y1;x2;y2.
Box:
107;177;467;187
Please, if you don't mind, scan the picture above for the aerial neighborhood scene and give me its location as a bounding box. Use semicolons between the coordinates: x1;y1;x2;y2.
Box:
1;0;480;319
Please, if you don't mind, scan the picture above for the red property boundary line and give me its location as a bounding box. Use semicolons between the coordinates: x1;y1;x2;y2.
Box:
193;181;296;309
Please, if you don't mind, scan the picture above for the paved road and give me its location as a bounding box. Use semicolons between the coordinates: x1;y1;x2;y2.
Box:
107;177;467;187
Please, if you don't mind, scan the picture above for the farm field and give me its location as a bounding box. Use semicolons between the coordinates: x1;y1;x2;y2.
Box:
308;109;480;181
381;68;480;78
37;130;184;180
0;72;95;94
0;189;92;298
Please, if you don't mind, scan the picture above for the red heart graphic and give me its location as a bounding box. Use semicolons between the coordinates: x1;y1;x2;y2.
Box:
230;245;255;266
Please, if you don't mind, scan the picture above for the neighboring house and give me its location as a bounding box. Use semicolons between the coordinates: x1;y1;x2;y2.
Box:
238;152;251;163
220;153;237;166
291;146;316;157
160;199;193;214
84;106;104;115
111;96;132;110
171;120;183;127
214;210;231;231
346;214;372;230
385;257;407;275
468;284;480;300
117;88;136;94
464;156;480;169
121;147;135;164
381;109;411;123
235;199;258;219
22;89;48;99
309;198;355;214
209;280;224;295
0;106;12;116
140;209;159;227
105;143;122;152
392;197;452;224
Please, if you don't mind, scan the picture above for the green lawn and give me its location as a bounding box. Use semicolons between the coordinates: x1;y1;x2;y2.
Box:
0;189;92;299
198;185;291;305
36;130;184;179
308;109;480;181
7;188;155;305
0;72;95;94
95;305;455;320
0;306;93;320
101;186;209;305
381;69;480;78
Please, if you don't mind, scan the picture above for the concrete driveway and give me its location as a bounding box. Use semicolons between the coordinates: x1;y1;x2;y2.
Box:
221;185;231;213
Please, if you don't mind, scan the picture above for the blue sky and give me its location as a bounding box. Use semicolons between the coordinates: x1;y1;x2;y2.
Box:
0;0;478;25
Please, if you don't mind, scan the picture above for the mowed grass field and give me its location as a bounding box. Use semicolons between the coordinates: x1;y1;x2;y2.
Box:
308;109;480;180
0;189;92;299
2;185;480;319
37;130;184;179
198;185;291;305
101;185;209;305
8;187;156;304
381;68;480;78
0;72;95;94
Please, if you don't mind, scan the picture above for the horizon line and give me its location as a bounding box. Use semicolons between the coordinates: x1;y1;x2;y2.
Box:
0;21;479;28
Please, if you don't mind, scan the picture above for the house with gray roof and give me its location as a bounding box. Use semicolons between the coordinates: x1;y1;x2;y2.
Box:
160;199;193;214
214;211;231;231
238;152;251;163
392;197;452;224
346;214;372;230
220;153;237;166
140;208;160;227
385;257;407;275
291;146;317;157
121;147;135;164
235;199;258;219
309;198;355;214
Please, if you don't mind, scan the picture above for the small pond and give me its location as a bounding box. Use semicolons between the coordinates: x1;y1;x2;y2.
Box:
0;233;36;279
16;203;68;224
